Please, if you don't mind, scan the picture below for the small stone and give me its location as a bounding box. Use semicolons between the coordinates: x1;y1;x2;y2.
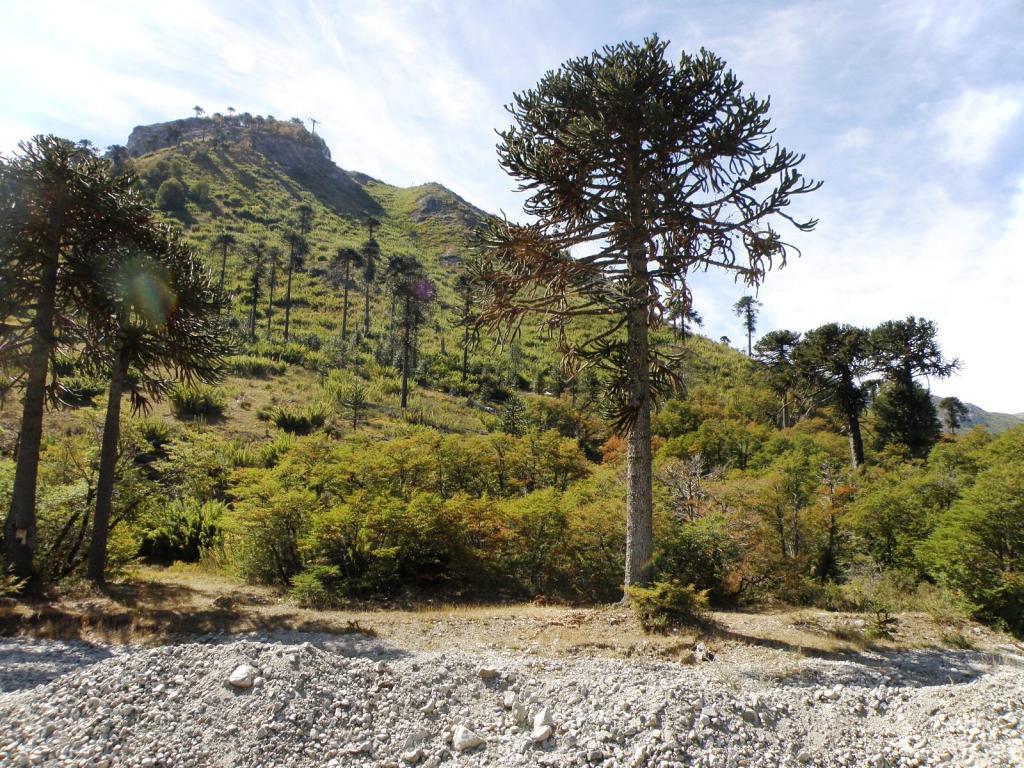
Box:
403;729;430;749
452;724;485;752
227;664;255;688
531;724;554;743
512;702;530;726
534;706;554;729
401;748;424;764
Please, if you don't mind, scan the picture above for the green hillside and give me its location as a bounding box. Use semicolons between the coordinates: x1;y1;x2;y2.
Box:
121;115;557;380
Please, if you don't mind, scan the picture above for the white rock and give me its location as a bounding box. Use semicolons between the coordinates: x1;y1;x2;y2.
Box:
531;724;554;743
227;664;255;688
534;706;554;729
452;724;485;751
401;748;424;764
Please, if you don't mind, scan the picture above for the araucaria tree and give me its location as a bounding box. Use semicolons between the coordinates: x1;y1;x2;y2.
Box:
754;329;801;428
86;235;230;583
385;256;434;408
733;295;761;356
938;396;969;434
0;136;159;590
472;37;820;588
361;236;379;335
869;316;957;458
793;324;873;469
328;246;362;341
265;245;282;338
282;204;313;343
453;273;478;382
211;231;237;294
244;240;267;340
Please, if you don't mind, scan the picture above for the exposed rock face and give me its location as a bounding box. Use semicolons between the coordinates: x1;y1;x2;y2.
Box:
410;183;487;229
125;116;331;162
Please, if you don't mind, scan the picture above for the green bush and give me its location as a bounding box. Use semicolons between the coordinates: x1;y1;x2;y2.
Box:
138;498;226;564
627;580;709;633
169;383;226;419
290;565;345;608
58;375;107;406
155;178;187;212
921;461;1024;633
259;404;328;434
655;512;741;603
227;355;287;377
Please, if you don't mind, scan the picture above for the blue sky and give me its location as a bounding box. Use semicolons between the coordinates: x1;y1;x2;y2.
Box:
2;0;1023;412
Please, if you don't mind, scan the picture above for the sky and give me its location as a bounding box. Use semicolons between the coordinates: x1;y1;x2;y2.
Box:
1;0;1023;412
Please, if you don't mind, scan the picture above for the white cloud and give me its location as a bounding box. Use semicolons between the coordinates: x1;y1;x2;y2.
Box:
222;41;257;75
937;86;1024;168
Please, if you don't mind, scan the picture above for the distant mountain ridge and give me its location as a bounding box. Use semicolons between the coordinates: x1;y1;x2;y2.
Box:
933;397;1024;434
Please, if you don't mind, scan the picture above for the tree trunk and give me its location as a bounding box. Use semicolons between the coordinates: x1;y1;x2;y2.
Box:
847;408;865;468
623;272;653;590
86;346;127;584
400;295;411;409
283;262;294;342
266;263;276;337
341;261;350;341
249;280;258;341
363;283;372;335
4;247;59;592
461;296;470;382
782;392;790;429
219;243;228;293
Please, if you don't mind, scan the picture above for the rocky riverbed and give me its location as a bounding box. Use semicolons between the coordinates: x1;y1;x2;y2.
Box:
1;632;1022;767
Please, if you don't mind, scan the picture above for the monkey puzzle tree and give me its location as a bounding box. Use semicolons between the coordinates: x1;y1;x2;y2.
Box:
265;244;283;338
327;246;362;341
733;295;762;356
869;316;957;458
793;323;873;469
282;204;313;343
244;239;267;340
0;136;157;590
938;396;969;435
384;255;433;408
86;235;230;583
453;273;479;382
754;329;801;427
361;236;379;336
472;36;820;587
210;231;236;294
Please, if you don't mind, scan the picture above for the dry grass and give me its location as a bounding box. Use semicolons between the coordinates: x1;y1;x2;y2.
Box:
1;566;1013;665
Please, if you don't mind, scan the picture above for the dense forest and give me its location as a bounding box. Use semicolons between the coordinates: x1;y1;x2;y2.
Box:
2;39;1022;638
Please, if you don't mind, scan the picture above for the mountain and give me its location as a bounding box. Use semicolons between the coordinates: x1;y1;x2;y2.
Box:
119;113;535;369
933;397;1024;434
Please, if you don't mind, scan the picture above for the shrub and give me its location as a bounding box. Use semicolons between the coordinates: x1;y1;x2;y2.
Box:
655;512;741;603
169;383;226;418
58;375;107;406
190;179;213;205
227;355;287;377
138;498;226;564
921;461;1024;633
290;565;346;608
628;580;709;633
155;178;187;212
259;404;328;435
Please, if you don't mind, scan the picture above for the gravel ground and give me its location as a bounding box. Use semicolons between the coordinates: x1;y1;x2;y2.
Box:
1;632;1022;768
